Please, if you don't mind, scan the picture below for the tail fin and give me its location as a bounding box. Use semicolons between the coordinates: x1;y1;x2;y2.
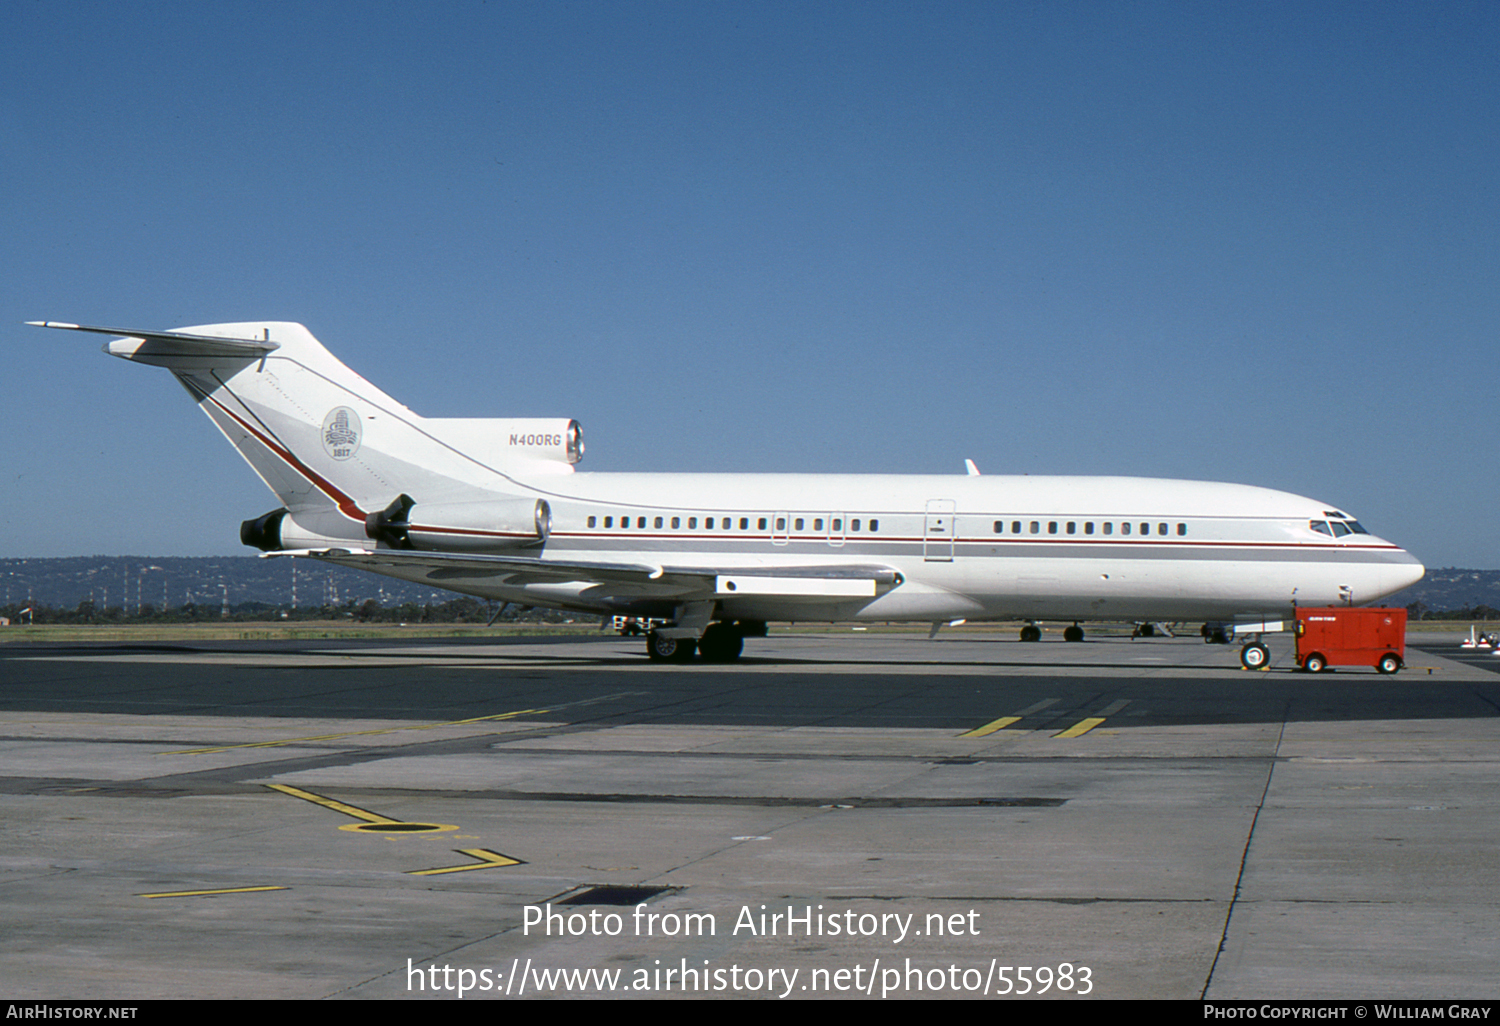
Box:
33;321;581;548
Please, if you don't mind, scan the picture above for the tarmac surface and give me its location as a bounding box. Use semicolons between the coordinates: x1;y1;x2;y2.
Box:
0;627;1496;1000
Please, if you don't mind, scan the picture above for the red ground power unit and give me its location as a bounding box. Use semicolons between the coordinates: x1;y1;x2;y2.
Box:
1294;607;1407;674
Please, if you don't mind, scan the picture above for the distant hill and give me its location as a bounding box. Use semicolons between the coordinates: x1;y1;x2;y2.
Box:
2;556;1492;618
1383;568;1500;617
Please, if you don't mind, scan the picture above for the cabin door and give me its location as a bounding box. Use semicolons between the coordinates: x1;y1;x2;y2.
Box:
924;499;956;561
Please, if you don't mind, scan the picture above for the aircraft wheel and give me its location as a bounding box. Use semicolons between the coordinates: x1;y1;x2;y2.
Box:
1063;624;1084;643
1019;624;1042;642
1303;652;1327;673
1376;653;1402;674
698;623;744;663
647;630;696;662
1240;643;1270;670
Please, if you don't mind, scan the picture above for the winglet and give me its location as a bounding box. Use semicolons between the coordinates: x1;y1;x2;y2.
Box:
964;459;981;476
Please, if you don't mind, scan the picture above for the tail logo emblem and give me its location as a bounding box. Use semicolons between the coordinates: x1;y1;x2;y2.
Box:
322;407;362;461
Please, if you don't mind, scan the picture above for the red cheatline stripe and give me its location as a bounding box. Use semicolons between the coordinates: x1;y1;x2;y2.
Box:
204;394;367;521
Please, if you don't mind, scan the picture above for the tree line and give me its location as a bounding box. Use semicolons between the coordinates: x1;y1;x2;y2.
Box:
0;596;582;626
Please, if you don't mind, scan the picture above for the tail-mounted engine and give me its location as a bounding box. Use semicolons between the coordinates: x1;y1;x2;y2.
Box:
423;418;583;470
241;507;366;552
243;495;552;554
364;494;551;552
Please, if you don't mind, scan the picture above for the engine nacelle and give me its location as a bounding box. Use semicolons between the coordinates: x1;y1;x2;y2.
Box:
244;496;553;554
424;417;583;470
365;495;551;552
241;507;366;552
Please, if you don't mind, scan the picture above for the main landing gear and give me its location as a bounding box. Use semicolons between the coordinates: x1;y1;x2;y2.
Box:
1016;622;1086;642
646;621;762;663
646;629;696;663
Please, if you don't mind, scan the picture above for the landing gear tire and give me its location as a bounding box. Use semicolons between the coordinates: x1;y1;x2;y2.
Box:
1063;624;1084;643
647;630;697;663
698;623;744;663
1302;652;1327;673
1019;624;1042;642
1376;653;1402;675
1240;642;1270;670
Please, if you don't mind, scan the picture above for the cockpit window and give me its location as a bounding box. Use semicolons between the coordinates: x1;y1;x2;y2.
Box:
1346;521;1368;534
1309;521;1333;536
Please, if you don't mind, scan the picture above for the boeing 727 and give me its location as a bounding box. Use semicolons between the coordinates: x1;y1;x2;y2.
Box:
32;320;1425;667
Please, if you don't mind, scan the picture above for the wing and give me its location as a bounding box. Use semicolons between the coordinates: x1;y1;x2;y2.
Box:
269;547;901;599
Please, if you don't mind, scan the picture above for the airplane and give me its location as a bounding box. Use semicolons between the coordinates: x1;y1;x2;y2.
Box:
30;319;1426;669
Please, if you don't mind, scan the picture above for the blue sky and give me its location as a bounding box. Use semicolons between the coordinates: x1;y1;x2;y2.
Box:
3;1;1496;567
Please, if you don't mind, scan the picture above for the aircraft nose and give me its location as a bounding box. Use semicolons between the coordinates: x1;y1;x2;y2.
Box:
1382;552;1426;596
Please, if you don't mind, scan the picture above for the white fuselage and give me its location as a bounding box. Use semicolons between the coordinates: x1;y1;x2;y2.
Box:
362;470;1424;623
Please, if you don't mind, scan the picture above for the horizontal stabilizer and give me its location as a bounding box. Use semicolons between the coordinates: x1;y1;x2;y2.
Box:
28;321;279;358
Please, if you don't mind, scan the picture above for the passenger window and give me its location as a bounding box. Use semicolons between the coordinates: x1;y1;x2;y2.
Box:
638;517;646;529
1103;522;1112;535
1030;521;1040;534
740;517;749;530
1140;523;1150;536
1084;522;1094;535
994;521;1004;534
813;518;824;531
654;517;663;529
1066;522;1076;535
1157;523;1167;536
758;517;767;530
1121;523;1130;535
671;517;680;529
1011;521;1021;534
688;517;697;529
587;516;597;528
705;517;715;529
794;518;804;531
1176;523;1186;536
869;519;879;532
604;516;613;529
832;519;842;531
776;517;786;531
1048;522;1058;534
851;519;861;531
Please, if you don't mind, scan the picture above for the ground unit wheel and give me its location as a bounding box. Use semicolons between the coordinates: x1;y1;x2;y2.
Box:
1019;624;1042;642
647;630;696;662
1376;652;1402;674
1240;642;1270;670
1303;652;1327;673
